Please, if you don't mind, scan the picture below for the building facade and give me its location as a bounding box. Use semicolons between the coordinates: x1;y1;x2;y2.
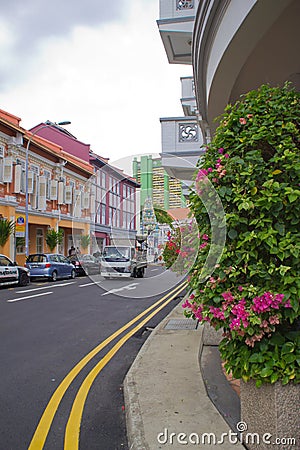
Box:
157;0;300;178
31;122;140;251
0;110;93;265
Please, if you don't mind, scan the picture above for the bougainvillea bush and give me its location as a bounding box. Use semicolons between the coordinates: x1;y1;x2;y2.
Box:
162;221;199;274
184;83;300;386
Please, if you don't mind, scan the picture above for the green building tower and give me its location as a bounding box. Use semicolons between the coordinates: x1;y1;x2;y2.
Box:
132;155;186;211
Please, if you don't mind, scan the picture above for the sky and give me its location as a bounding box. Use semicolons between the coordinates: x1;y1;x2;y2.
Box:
0;0;192;173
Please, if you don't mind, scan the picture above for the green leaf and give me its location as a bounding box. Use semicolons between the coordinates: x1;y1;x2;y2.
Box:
270;372;279;384
255;379;263;388
260;367;273;378
281;342;295;355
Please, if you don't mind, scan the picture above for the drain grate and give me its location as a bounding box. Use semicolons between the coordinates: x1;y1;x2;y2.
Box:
164;318;198;330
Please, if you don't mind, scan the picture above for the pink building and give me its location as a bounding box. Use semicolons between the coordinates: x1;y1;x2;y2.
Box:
30;122;139;251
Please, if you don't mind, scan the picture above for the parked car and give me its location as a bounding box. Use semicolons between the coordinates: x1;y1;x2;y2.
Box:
67;254;101;276
0;254;30;287
25;253;76;281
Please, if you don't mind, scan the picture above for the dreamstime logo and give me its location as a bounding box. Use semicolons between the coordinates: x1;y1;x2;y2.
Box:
157;422;297;447
71;152;226;297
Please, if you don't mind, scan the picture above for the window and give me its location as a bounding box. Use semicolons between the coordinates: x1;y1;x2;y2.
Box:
36;228;44;253
101;203;106;224
43;170;51;199
0;145;5;182
0;255;13;266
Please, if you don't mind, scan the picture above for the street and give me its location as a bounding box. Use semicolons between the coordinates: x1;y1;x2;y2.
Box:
0;265;186;450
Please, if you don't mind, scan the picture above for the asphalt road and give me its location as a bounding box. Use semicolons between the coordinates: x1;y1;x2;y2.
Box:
0;265;186;450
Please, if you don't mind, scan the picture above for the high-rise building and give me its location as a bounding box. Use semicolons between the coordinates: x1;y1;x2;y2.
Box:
132;155;186;211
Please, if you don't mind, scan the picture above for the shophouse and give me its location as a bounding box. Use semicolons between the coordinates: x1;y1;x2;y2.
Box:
30;122;140;252
0;109;94;265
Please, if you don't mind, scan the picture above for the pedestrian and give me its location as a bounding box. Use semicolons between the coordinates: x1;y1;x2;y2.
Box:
68;245;76;256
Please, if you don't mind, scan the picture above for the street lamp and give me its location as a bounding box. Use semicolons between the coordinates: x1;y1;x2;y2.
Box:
25;120;71;257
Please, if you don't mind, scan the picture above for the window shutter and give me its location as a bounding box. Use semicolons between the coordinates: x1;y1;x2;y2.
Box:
38;176;47;210
57;180;64;204
83;192;90;209
90;194;95;214
74;190;81;217
27;171;34;194
3;157;13;182
65;186;73;204
50;180;58;200
14;164;22;193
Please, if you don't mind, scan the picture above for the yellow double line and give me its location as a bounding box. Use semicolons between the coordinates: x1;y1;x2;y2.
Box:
29;280;187;450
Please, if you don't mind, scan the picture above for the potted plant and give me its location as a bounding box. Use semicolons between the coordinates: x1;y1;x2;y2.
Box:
80;234;90;251
46;227;64;252
183;83;300;448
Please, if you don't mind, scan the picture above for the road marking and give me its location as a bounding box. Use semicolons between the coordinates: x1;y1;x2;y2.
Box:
17;282;76;294
150;268;159;272
7;292;53;303
28;281;187;450
101;282;139;296
78;282;97;287
64;282;187;449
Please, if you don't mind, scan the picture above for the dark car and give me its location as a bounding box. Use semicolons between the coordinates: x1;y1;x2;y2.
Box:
0;254;30;287
25;253;76;281
67;254;101;276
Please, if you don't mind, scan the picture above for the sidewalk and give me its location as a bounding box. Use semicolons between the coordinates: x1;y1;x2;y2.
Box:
124;299;245;450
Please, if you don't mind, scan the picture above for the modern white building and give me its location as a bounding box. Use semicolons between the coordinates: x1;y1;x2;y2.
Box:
158;0;300;180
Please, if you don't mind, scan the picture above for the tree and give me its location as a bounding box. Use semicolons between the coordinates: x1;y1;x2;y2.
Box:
0;218;15;249
46;228;64;252
80;234;90;250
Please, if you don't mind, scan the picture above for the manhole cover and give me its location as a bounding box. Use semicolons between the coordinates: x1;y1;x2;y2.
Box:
164;319;198;330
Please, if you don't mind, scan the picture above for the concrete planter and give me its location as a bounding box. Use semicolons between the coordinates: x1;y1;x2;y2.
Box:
240;380;300;450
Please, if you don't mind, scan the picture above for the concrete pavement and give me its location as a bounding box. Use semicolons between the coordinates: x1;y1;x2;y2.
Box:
124;299;245;449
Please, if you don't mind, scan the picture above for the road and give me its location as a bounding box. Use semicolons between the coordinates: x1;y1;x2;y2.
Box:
0;265;186;450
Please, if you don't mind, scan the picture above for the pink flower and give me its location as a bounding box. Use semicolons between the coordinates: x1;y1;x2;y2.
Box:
229;318;241;330
269;315;280;325
224;153;229;159
200;242;207;249
189;293;195;300
218;148;224;154
221;291;234;302
182;299;191;309
239;118;247;125
246;114;253;119
284;299;292;308
196;169;208;181
202;234;209;240
207;167;213;172
238;286;243;292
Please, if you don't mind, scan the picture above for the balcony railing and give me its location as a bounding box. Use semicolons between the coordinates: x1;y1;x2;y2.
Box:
159;0;197;20
180;76;197;116
160;116;204;180
157;0;199;64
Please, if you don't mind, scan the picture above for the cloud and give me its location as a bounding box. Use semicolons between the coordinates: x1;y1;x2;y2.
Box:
0;0;127;86
2;0;126;44
0;0;192;162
